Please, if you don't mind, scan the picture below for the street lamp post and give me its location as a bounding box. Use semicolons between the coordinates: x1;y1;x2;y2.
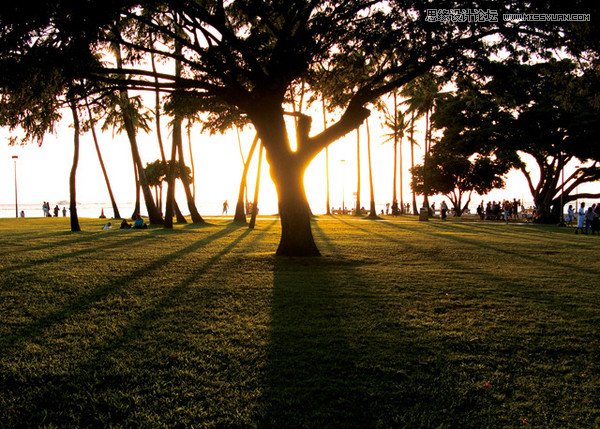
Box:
12;155;18;218
340;159;346;214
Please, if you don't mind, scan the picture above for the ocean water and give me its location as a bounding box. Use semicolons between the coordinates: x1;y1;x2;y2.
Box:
0;201;231;219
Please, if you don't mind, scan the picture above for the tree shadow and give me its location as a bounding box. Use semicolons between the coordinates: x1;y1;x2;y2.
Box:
340;218;599;321
380;219;600;276
0;233;156;277
258;228;472;427
0;222;279;426
0;225;240;357
0;230;123;257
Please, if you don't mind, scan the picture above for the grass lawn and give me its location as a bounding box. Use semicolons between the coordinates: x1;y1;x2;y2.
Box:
0;215;598;428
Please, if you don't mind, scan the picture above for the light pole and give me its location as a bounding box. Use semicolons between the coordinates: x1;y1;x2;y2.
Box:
340;159;346;214
12;155;18;218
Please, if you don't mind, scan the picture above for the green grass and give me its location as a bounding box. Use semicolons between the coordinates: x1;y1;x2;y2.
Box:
0;215;598;428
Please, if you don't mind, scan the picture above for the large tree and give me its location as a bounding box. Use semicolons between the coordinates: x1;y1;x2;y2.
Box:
411;147;510;217
1;1;594;255
434;60;600;222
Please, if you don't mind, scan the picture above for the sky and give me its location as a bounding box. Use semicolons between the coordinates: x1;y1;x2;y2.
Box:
0;94;598;218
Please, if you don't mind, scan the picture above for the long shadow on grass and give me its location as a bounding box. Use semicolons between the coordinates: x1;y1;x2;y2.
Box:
0;224;241;358
1;221;280;427
258;220;474;427
430;220;598;249
311;219;599;427
342;218;598;320
0;230;130;257
0;233;157;277
381;219;600;277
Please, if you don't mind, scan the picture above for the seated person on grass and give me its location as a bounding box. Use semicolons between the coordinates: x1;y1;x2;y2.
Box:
133;215;148;229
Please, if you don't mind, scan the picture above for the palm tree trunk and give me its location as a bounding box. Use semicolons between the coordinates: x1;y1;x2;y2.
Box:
234;134;260;223
399;134;404;214
236;126;249;209
151;51;166;162
122;108;163;224
152;49;185;221
248;142;264;230
392;91;398;215
176;124;204;223
133;162;140;219
355;128;361;216
410;111;418;215
187;119;196;200
366;118;378;218
85;100;121;219
114;44;162;224
164;123;179;229
68;100;81;232
423;109;431;215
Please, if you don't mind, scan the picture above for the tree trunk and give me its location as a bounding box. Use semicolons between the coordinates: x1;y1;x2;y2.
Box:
187;119;196;200
249;143;264;230
399;135;404;214
273;161;320;256
366;118;378;218
122;112;163;224
392;91;399;215
422;109;431;214
234;134;260;223
252;103;320;256
410;111;418;215
176;122;204;224
85;100;121;219
113;41;161;224
163;121;179;229
132;163;140;219
69;101;81;232
236;126;250;211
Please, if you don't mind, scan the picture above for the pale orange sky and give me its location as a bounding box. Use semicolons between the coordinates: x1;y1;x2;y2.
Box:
0;95;597;217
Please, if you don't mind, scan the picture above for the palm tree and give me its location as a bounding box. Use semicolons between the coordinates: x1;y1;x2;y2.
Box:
248;142;265;230
145;160;166;209
409;110;418;214
150;50;186;223
383;93;411;215
365;117;379;219
234;133;260;223
186;118;196;199
68;96;81;232
105;39;163;224
401;73;441;215
235;125;250;212
84;99;121;219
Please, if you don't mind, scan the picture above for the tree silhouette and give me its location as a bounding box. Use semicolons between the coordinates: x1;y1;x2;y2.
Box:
1;1;592;254
383;97;411;215
84;98;122;219
401;73;442;215
434;60;600;222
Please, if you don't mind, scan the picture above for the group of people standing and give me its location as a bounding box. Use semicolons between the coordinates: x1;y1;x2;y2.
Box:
568;202;600;235
42;202;66;218
477;199;521;221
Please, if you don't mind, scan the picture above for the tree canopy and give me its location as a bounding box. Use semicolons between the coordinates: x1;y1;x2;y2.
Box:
1;1;598;254
432;59;600;222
